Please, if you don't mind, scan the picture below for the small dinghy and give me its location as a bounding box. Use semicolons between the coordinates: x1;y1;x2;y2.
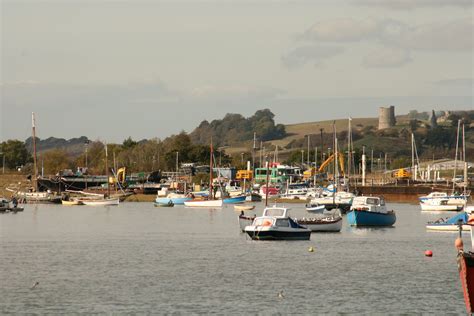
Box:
234;205;255;211
62;199;83;206
305;203;326;213
154;200;174;207
295;216;343;232
238;212;256;232
244;206;311;240
81;198;120;206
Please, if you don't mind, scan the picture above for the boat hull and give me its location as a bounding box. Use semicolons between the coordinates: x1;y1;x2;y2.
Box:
296;217;343;232
426;224;471;231
184;199;223;207
420;203;463;212
347;210;396;227
155;197;191;205
244;228;311;240
458;251;474;313
223;195;246;204
81;198;119;206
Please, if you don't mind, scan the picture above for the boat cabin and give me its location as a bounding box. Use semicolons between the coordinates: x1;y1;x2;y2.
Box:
351;196;388;213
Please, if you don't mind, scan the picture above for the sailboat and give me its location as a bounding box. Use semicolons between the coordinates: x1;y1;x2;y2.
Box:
9;113;60;203
184;140;223;208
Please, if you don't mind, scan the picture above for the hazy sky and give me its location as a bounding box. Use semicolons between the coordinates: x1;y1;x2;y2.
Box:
1;0;473;143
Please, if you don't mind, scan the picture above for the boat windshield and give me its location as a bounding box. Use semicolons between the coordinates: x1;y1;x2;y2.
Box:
275;218;289;227
366;198;380;205
264;208;286;217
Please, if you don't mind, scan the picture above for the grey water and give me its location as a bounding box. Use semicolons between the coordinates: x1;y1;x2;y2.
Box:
0;202;466;314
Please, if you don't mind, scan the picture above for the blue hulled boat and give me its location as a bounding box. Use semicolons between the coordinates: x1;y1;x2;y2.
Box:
223;195;246;204
426;211;470;231
155;193;192;205
347;196;396;227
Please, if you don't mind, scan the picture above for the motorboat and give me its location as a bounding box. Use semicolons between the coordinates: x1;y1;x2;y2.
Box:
244;206;311;240
426;212;470;231
419;191;469;206
294;215;342;232
420;198;464;212
279;184;309;200
347;196;396;227
245;192;262;202
155;192;192;205
259;186;280;199
81;198;120;206
0;198;24;213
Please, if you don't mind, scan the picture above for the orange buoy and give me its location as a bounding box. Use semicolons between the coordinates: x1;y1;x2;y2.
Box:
455;238;464;250
425;250;433;257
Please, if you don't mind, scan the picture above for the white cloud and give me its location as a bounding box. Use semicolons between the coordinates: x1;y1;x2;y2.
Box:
362;47;412;68
281;45;345;68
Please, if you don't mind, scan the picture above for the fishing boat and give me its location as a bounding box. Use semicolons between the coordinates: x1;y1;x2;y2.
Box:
155;193;192;205
244;206;311;240
223;194;246;204
455;212;474;313
234;205;255;211
238;212;256;232
347;196;396;227
426;212;470;231
420;198;464;212
81;198;120;206
308;191;354;213
294;215;343;232
0;198;24;213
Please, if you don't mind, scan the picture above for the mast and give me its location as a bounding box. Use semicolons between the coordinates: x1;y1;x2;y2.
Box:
265;157;270;207
105;142;110;197
31;112;38;191
347;117;352;188
453;120;460;192
209;139;214;200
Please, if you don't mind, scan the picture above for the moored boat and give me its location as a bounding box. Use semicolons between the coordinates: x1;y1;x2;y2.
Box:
305;203;327;213
347;196;396;227
244;206;311;240
155;194;192;205
184;199;223;208
420;198;464;212
154;200;174;207
81;198;120;206
238;212;256;232
426;212;470;231
295;216;342;232
234;205;255;211
61;199;83;206
223;195;246;204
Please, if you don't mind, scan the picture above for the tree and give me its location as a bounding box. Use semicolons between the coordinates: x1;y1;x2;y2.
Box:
0;140;31;169
41;149;72;174
122;137;138;149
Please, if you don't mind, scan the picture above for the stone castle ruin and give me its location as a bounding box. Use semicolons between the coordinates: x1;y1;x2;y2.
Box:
378;106;396;130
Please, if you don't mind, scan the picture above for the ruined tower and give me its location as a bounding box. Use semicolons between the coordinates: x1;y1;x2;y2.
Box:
378;106;396;130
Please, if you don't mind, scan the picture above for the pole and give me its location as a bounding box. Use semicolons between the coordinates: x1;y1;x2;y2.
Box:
85;141;88;190
176;151;179;173
301;150;304;166
2;154;4;174
320;128;324;163
362;146;366;186
265;157;270;207
453;120;460;192
307;135;310;165
31;112;38;191
105;142;110;197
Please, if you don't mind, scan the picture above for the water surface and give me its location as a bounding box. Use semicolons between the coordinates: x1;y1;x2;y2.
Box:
0;203;466;314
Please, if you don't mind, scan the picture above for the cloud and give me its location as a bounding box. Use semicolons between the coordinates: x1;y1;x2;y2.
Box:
362;47;412;68
300;17;380;42
281;45;345;68
433;78;474;87
355;0;472;10
392;18;474;51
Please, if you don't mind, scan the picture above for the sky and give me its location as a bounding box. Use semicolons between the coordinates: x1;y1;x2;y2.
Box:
1;0;473;143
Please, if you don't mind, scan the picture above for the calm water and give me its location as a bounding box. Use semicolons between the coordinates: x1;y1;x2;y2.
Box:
0;202;466;314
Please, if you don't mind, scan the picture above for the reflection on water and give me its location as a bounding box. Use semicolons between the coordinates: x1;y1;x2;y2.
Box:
0;202;465;313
